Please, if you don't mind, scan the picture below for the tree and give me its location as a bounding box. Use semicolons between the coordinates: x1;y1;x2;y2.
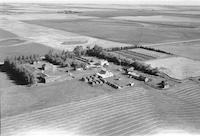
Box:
73;46;84;57
93;45;103;54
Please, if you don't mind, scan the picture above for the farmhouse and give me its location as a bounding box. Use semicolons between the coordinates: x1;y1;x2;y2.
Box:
96;69;113;79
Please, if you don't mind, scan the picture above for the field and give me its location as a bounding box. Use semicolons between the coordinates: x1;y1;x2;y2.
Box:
113;50;156;61
129;48;170;58
25;18;200;45
145;57;200;80
0;80;108;118
151;40;200;60
111;15;200;28
0;42;55;61
0;38;26;46
0;28;18;40
2;84;200;136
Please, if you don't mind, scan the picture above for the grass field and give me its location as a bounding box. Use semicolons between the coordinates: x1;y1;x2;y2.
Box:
0;42;55;61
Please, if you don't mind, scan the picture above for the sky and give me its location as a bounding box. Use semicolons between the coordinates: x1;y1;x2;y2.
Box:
1;0;200;5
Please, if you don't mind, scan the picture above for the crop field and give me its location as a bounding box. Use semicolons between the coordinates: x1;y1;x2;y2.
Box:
0;42;55;61
2;86;200;136
24;17;200;45
151;40;200;60
114;50;156;61
129;48;170;58
0;28;18;40
0;38;26;46
0;80;107;118
145;57;200;80
164;82;200;107
111;15;200;28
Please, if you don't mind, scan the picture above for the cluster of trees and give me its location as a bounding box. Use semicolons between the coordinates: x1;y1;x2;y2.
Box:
137;46;173;55
11;54;41;64
45;50;86;69
105;45;137;52
4;58;37;85
87;45;159;75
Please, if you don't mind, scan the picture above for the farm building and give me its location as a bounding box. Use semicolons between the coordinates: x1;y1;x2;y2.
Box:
37;73;61;83
128;72;149;82
96;69;113;79
125;67;135;73
89;60;109;68
41;63;56;72
128;72;140;78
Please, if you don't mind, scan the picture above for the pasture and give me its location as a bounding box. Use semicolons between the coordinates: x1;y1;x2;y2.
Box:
145;57;200;80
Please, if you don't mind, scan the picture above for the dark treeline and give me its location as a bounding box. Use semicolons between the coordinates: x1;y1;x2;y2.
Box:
12;54;41;64
45;49;86;69
137;46;173;55
105;45;172;55
3;58;37;85
87;45;159;75
105;45;137;52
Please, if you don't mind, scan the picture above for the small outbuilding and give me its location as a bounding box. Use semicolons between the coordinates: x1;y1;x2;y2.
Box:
96;69;113;79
